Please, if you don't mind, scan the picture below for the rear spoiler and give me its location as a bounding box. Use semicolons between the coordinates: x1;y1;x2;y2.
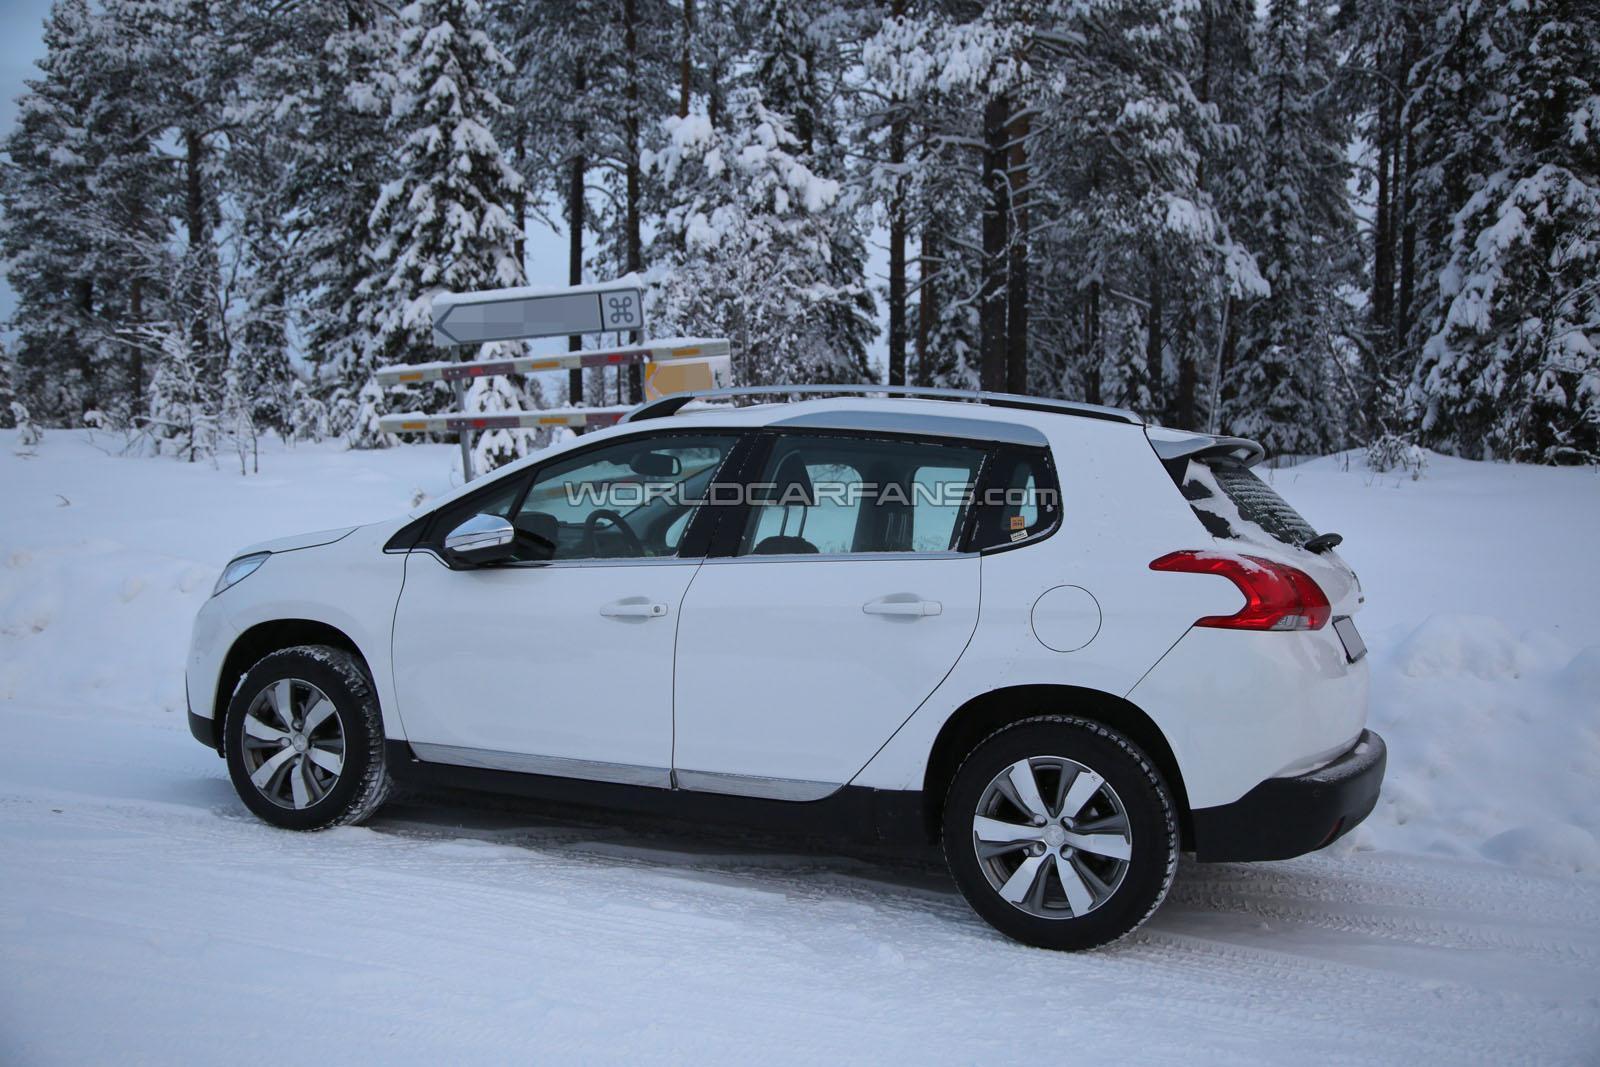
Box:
1145;428;1266;484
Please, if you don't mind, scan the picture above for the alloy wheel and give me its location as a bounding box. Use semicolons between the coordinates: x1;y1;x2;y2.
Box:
972;755;1133;919
239;678;345;810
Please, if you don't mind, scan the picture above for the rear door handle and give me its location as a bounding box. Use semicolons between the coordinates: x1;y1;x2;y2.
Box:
600;600;669;619
862;597;943;617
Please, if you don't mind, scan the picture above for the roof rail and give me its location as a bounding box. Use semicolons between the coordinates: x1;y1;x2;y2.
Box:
620;383;1142;426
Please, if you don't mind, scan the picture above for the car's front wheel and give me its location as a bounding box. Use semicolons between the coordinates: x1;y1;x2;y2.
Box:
224;645;390;831
942;716;1178;950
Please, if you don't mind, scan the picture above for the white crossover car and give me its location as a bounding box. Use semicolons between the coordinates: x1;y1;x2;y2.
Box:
186;385;1384;950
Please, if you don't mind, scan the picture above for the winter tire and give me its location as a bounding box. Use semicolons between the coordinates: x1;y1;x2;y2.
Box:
941;716;1178;950
224;645;390;831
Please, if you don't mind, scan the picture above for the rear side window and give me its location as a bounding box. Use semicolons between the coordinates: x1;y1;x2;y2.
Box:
1184;459;1318;548
736;434;985;556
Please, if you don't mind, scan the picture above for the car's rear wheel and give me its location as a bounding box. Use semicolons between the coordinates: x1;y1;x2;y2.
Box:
224;645;390;831
941;716;1178;950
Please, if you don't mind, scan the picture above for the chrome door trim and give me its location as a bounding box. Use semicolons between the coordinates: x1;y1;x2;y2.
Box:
409;742;672;788
674;768;841;802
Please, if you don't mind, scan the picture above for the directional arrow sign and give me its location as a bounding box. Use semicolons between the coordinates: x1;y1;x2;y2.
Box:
431;278;645;347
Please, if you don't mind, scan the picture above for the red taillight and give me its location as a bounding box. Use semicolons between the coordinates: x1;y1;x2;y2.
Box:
1149;550;1331;631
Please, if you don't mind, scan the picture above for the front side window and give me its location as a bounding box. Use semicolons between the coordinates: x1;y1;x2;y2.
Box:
515;434;735;561
428;433;736;563
736;435;985;557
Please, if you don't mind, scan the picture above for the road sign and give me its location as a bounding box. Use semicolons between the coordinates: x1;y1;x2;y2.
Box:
378;406;632;435
431;277;645;347
375;338;729;387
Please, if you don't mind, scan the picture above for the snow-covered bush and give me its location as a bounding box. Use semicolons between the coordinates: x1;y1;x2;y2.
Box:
1366;432;1427;479
11;401;41;446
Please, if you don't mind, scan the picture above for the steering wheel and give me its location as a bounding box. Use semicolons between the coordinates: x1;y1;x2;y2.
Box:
581;509;646;557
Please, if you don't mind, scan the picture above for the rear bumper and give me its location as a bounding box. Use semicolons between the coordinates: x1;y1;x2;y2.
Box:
1190;730;1386;862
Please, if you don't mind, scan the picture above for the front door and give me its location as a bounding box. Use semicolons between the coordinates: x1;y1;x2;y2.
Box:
672;431;986;799
391;431;741;786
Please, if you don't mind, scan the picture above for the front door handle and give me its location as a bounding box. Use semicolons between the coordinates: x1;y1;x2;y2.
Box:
600;599;669;619
862;596;943;617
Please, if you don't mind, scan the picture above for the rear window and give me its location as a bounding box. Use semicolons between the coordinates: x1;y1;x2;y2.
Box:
1182;459;1318;548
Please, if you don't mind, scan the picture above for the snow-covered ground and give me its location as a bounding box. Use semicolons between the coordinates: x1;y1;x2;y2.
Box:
1;429;1598;1063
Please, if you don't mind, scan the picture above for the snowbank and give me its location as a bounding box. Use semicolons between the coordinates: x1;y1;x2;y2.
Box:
1258;453;1600;876
1;433;1596;877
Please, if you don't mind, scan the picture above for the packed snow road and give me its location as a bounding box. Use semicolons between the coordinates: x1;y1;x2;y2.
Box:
1;705;1597;1065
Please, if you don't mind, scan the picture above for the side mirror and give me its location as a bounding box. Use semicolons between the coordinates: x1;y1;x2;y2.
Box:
443;513;516;567
630;451;682;477
516;511;559;562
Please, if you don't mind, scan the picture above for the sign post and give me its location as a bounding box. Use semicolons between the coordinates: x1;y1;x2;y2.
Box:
427;279;644;481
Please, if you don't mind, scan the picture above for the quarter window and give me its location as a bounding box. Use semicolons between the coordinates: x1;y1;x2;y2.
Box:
968;448;1061;550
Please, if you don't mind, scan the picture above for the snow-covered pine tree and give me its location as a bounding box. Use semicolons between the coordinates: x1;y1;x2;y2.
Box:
111;0;241;435
859;3;989;390
0;0;111;424
649;86;875;385
1218;0;1359;455
256;2;400;438
144;330;216;461
650;1;875;387
1403;0;1508;388
359;0;535;466
1412;0;1600;462
223;41;302;442
1026;0;1265;420
491;0;623;409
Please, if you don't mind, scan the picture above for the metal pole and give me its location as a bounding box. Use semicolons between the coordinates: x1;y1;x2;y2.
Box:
452;375;475;482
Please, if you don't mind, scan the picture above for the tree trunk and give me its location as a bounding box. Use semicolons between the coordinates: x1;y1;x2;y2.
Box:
128;276;144;417
887;65;907;386
73;278;95;413
624;0;644;403
1396;14;1419;359
1209;296;1236;434
567;59;588;416
707;0;725;127
183;126;209;357
1370;82;1394;418
514;127;527;270
1175;310;1198;430
915;225;937;387
1082;282;1102;406
1004;106;1030;394
679;0;695;119
979;93;1010;393
1145;263;1164;414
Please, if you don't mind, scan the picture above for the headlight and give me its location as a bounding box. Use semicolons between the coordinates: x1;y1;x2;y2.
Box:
212;552;269;597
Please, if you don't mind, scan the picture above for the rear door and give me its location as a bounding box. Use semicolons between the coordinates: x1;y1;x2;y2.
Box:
670;431;986;799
